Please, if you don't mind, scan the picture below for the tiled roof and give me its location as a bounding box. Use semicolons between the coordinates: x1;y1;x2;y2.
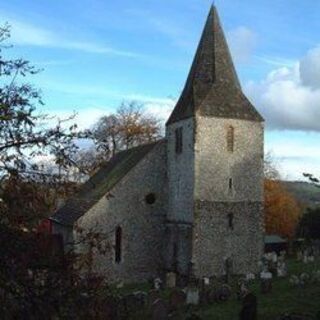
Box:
167;6;263;125
50;141;161;226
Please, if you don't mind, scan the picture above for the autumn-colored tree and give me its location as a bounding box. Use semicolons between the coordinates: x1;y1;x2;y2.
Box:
264;155;302;238
75;101;163;175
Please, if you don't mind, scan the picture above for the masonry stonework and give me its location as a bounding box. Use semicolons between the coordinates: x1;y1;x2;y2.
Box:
76;142;167;283
51;5;265;285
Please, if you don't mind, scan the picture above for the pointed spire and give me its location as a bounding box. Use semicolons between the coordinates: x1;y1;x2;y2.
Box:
167;6;263;125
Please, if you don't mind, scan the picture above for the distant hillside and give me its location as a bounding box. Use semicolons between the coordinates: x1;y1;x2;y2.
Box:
282;181;320;207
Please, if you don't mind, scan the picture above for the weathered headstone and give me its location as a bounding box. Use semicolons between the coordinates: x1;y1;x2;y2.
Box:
186;287;200;305
277;261;287;278
154;277;162;290
166;272;176;288
152;298;169;320
203;277;210;286
245;273;256;281
260;271;273;294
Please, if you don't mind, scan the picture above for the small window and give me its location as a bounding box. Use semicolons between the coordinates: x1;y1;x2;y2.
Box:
175;127;183;154
229;178;233;191
227;126;234;152
115;226;122;264
227;213;234;230
145;193;156;205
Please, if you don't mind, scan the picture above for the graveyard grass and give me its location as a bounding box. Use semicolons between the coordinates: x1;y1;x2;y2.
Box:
114;258;320;320
198;259;320;320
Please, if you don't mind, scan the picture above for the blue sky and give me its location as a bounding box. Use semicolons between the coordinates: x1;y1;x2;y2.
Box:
1;0;320;180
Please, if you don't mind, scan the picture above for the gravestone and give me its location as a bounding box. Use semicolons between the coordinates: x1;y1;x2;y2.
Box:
186;287;200;305
166;272;176;288
154;277;162;290
308;255;315;263
260;271;273;294
296;251;303;261
277;261;287;278
152;298;169;320
245;273;256;281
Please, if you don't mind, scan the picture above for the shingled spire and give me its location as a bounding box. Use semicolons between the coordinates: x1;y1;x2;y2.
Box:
167;6;263;125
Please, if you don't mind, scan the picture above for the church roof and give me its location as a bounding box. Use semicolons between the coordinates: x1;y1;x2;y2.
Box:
50;141;160;227
167;6;263;125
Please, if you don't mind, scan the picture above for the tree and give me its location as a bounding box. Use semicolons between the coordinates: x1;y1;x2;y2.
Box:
264;179;302;238
297;207;320;239
92;101;162;161
264;155;302;238
0;24;85;227
73;101;163;176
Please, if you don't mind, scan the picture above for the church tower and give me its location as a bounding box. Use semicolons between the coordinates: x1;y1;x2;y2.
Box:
165;6;264;278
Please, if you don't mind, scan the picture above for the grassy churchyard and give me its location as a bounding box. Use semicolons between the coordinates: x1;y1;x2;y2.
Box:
112;258;320;320
197;259;320;320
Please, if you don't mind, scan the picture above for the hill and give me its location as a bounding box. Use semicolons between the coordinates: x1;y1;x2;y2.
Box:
282;180;320;207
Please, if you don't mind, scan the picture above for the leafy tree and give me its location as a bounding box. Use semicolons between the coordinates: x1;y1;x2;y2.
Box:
264;155;303;238
0;24;86;227
264;179;302;238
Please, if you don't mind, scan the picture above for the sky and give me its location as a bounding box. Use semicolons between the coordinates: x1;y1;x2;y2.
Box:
1;0;320;181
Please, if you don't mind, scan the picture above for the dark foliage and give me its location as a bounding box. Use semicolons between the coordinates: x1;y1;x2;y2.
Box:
297;207;320;240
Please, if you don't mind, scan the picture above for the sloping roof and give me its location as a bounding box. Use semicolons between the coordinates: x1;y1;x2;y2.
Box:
264;234;287;244
166;6;263;125
50;141;161;226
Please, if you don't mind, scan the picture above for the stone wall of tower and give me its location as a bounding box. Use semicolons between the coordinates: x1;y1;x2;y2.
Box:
165;118;195;276
192;116;264;277
166;118;195;223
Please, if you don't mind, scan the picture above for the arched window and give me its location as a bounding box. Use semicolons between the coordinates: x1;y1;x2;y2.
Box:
115;226;122;264
175;127;183;154
227;213;234;230
227;126;234;152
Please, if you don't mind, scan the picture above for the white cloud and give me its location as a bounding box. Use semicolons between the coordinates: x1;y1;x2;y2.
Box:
125;94;176;122
228;26;257;63
4;15;140;58
300;46;320;89
245;47;320;131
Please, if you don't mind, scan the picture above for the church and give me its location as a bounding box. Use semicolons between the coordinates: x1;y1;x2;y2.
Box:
50;6;264;284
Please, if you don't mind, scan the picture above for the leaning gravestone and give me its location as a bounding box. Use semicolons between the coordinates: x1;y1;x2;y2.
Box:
152;298;169;320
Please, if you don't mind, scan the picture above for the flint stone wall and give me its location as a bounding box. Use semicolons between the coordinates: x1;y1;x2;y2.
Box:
192;116;264;277
76;141;168;283
192;200;264;277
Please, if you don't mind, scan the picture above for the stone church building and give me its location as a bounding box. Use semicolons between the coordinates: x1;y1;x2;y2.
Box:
50;6;264;284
